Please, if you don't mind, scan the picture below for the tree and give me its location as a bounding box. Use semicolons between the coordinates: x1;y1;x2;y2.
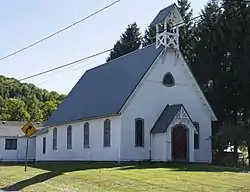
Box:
25;95;43;122
41;101;58;121
0;75;66;122
190;0;250;162
142;26;156;47
177;0;194;63
3;98;30;121
107;22;142;61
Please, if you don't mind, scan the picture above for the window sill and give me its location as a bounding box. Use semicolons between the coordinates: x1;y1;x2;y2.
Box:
135;145;144;148
5;149;17;151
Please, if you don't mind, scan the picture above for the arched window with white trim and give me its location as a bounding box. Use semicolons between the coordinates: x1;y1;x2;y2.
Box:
52;127;57;150
135;118;144;147
67;125;72;149
104;119;111;147
84;122;90;148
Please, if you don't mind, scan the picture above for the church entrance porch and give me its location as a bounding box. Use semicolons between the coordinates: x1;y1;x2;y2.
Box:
150;104;197;162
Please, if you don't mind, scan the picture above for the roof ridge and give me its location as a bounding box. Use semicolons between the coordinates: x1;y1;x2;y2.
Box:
86;43;156;73
150;3;177;27
159;3;175;12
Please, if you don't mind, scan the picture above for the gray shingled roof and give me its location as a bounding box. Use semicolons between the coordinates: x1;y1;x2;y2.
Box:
151;104;182;133
150;3;176;27
45;43;164;126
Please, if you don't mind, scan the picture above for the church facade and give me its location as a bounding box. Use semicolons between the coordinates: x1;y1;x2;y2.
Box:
35;3;217;163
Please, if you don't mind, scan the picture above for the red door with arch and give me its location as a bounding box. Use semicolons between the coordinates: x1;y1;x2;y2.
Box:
172;125;188;161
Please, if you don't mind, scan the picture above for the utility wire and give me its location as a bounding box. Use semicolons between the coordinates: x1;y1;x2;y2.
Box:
1;1;249;90
0;0;120;62
3;11;216;89
0;0;247;63
35;60;97;86
7;13;204;85
18;49;111;82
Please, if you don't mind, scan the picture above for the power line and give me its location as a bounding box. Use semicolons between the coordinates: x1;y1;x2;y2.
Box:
18;49;111;82
35;60;97;86
1;2;248;89
0;0;120;62
17;13;203;83
1;12;204;88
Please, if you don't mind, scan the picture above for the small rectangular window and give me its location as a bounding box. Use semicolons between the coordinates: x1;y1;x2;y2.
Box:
5;139;17;150
42;137;46;154
194;122;200;149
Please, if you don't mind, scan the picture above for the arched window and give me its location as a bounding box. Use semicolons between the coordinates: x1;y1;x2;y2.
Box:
104;119;111;147
67;125;72;149
162;72;175;87
135;118;144;147
52;128;57;150
83;122;90;148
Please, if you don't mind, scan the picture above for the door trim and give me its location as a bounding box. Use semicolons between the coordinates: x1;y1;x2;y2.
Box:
171;124;189;162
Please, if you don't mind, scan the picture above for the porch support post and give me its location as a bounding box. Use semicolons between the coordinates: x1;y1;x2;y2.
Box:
189;128;194;162
166;127;172;161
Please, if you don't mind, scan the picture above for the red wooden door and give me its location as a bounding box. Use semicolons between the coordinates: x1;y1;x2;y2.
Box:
172;126;188;161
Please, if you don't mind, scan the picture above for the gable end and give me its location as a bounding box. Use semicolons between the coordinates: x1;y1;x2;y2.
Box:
178;52;217;121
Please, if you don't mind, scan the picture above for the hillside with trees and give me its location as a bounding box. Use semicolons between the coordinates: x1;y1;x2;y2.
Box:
0;75;66;122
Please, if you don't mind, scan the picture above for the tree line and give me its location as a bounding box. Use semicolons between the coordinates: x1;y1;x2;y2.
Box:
106;0;250;163
0;75;66;122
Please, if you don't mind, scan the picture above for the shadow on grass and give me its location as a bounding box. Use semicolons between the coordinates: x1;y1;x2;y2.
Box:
1;171;61;191
0;161;248;191
115;162;248;173
0;162;126;191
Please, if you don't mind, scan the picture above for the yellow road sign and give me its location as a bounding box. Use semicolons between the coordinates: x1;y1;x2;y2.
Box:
21;122;37;137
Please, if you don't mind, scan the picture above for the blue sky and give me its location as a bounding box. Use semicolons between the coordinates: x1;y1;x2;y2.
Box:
0;0;208;94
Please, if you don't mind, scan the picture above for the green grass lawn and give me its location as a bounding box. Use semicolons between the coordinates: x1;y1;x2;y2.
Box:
0;162;249;192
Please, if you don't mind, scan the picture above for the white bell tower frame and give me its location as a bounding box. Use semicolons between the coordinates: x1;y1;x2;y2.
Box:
152;4;185;50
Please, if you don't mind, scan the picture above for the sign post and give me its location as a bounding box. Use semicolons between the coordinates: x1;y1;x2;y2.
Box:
25;137;29;172
21;122;37;172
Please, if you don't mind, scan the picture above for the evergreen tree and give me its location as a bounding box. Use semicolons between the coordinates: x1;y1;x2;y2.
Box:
191;0;250;159
142;26;156;47
177;0;194;63
107;22;142;61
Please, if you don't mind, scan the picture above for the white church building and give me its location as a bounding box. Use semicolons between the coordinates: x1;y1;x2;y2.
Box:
35;3;217;163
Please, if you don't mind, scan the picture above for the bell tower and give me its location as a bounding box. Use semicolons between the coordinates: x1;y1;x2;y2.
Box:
150;3;184;50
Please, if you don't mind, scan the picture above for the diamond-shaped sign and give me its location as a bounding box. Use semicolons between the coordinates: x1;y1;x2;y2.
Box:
21;122;36;137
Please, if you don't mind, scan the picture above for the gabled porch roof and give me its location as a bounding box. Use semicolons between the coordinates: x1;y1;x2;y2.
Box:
150;104;197;134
